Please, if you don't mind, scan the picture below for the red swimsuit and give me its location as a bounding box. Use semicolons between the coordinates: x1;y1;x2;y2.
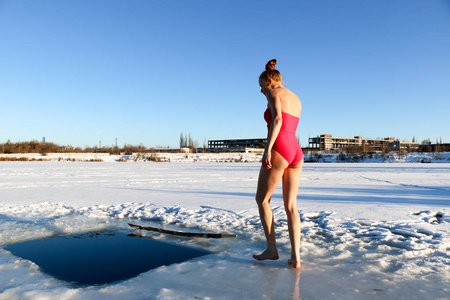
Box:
264;108;303;166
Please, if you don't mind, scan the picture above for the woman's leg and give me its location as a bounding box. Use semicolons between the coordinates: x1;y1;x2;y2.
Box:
282;159;303;268
253;151;288;260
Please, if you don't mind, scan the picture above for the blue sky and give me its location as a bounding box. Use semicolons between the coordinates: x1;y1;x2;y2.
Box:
1;0;449;149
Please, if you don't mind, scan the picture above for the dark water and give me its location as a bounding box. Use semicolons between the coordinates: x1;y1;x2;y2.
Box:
4;231;210;286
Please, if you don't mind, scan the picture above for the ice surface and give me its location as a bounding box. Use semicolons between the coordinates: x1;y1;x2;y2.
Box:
0;162;449;299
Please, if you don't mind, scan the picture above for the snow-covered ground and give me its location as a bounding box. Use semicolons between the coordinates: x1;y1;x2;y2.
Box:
1;151;450;164
0;162;449;299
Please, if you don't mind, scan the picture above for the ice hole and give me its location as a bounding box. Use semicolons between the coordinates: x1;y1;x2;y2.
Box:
5;230;211;286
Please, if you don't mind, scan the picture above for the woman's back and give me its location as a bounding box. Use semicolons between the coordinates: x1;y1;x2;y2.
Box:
271;87;301;118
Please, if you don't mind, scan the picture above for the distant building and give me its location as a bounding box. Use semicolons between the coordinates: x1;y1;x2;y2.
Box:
308;134;419;152
59;146;74;152
152;147;194;153
208;138;266;153
420;143;450;152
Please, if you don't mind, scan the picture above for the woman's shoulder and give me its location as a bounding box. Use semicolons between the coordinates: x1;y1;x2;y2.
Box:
275;88;301;113
267;87;300;106
266;87;285;98
268;87;298;100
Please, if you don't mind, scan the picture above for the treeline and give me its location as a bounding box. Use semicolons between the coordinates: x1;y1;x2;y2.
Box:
1;141;63;154
0;140;148;155
179;132;196;149
179;132;207;152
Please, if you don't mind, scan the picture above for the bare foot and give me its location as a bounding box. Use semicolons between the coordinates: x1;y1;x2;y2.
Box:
253;249;279;261
288;258;301;269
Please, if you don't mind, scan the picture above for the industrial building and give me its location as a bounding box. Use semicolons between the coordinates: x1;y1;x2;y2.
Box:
308;134;419;152
208;138;266;153
208;134;420;153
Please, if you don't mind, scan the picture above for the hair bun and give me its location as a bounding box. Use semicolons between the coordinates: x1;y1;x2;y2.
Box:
265;59;277;70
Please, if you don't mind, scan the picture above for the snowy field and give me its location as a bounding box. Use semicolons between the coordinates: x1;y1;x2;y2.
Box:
0;162;449;299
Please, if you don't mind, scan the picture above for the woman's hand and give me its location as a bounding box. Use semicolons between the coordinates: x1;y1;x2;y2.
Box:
262;150;272;169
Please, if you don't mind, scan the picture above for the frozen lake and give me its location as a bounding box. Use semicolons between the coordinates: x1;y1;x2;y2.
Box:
0;162;449;299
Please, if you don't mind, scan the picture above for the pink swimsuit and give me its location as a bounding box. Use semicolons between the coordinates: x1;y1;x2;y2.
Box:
264;108;303;166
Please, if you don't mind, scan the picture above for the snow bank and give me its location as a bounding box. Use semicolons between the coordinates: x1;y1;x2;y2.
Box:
0;152;263;163
1;151;450;163
304;151;450;163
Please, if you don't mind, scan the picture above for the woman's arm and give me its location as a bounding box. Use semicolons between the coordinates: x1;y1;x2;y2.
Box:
263;90;283;169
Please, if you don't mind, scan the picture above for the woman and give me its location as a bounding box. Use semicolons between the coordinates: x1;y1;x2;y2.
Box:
253;59;304;269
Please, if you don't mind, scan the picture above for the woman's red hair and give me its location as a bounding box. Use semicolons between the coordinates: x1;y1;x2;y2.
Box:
259;59;282;82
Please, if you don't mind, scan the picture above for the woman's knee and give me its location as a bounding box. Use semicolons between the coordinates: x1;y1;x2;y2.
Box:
256;195;270;207
284;203;299;216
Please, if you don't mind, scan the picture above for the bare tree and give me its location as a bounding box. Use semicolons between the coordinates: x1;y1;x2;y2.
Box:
180;132;186;148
